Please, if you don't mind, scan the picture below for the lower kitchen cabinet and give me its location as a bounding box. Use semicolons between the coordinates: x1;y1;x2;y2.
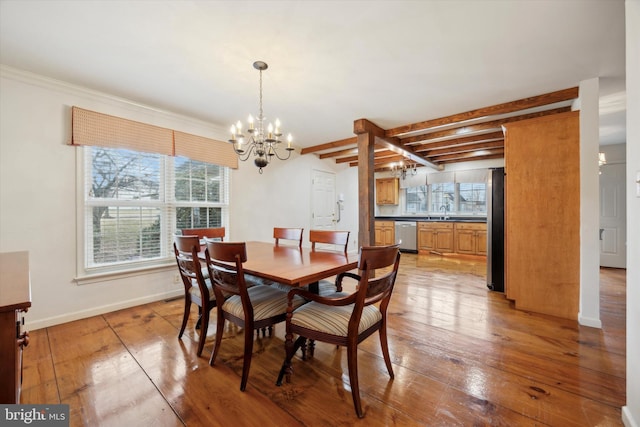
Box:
375;221;395;246
454;223;487;255
418;222;454;253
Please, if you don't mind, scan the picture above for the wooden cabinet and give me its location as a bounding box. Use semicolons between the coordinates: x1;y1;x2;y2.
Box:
0;252;31;404
375;178;399;205
418;222;454;253
454;223;487;255
375;221;395;246
503;111;580;320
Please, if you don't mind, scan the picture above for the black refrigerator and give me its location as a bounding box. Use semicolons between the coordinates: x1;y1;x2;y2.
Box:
486;167;505;292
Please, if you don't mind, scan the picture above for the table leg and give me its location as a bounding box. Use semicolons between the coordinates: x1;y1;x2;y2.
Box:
308;281;319;294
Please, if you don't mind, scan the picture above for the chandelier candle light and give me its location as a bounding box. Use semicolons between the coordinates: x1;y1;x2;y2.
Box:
229;61;294;173
391;158;417;180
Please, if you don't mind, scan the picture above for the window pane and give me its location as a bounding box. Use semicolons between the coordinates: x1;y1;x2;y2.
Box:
458;182;487;214
90;206;161;266
90;148;161;200
405;185;427;214
175;207;222;229
430;182;455;212
174;157;221;202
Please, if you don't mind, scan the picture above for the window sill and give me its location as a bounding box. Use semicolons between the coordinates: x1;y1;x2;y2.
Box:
75;260;176;285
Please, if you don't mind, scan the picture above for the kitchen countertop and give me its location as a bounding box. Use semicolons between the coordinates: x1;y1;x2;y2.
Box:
375;216;487;223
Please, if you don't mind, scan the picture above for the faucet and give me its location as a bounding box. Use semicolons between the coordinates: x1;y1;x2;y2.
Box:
439;205;450;220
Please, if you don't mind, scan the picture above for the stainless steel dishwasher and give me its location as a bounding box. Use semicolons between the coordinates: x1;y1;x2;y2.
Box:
395;221;417;253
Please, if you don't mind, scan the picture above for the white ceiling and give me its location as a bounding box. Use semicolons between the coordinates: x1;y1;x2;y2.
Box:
0;0;627;148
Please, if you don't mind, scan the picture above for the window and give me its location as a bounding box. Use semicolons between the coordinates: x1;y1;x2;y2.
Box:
430;182;455;213
402;169;487;215
457;182;486;214
84;146;228;271
405;185;428;213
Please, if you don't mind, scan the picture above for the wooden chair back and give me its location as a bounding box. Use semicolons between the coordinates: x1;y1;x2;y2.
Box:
182;227;225;241
173;235;208;295
355;245;401;306
204;241;249;298
273;227;304;248
174;234;217;356
309;230;350;254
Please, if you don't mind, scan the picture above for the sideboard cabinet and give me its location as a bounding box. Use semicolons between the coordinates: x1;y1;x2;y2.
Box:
0;251;31;404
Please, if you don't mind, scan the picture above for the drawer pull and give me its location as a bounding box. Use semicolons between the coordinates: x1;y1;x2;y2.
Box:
17;331;29;348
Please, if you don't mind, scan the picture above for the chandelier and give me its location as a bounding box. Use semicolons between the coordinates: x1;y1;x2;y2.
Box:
228;61;294;173
391;158;417;180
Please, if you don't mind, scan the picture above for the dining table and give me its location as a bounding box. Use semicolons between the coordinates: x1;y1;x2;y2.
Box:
201;241;358;293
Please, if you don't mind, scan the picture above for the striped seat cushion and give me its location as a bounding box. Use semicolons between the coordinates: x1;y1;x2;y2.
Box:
188;278;215;302
222;285;306;321
290;301;382;337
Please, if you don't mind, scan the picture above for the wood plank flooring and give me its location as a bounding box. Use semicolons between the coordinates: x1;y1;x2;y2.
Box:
20;254;626;426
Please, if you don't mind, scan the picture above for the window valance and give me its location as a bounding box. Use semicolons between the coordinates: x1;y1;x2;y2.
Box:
70;106;238;169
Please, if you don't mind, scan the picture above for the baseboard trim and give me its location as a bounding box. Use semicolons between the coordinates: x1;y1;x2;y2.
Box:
623;406;639;427
27;289;183;331
578;313;602;329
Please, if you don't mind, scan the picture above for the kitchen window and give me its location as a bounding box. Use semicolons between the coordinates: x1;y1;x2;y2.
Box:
83;146;229;272
403;169;488;215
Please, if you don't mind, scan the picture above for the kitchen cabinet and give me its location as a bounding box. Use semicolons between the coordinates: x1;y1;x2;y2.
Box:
375;221;395;246
418;222;454;253
454;223;487;255
504;111;580;320
376;178;399;205
0;252;31;404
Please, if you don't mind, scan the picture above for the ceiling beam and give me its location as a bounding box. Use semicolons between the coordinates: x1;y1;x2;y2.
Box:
385;86;579;137
405;106;571;146
413;131;504;152
300;136;357;154
354;118;442;170
423;140;505;157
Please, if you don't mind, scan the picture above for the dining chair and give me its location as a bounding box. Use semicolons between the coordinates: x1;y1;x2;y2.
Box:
274;227;304;248
173;235;218;357
277;244;401;418
204;240;306;391
309;229;351;295
309;229;350;254
181;227;225;241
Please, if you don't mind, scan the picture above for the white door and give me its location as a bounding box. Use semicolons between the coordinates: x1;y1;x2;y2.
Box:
599;163;626;268
311;169;336;231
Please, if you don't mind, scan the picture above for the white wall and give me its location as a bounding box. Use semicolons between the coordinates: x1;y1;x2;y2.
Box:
229;149;361;252
623;2;639;426
0;67;230;329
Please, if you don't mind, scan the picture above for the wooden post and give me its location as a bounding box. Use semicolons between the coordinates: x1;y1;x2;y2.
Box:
354;119;385;249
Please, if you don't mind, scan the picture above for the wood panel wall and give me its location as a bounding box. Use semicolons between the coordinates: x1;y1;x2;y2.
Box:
503;111;580;320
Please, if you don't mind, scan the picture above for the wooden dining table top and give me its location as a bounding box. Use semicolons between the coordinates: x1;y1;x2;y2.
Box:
204;241;358;287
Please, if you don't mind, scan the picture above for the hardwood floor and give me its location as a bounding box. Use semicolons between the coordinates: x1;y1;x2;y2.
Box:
21;254;626;426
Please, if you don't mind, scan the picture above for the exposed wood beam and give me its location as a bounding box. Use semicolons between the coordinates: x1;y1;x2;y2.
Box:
353;118;442;170
385;87;579;137
444;153;505;164
424;140;505;157
432;148;505;163
404;106;572;146
300;136;357;155
318;147;358;159
413;131;504;153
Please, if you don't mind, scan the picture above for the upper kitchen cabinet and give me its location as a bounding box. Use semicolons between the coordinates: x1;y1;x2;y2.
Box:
376;178;399;205
504;111;580;321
